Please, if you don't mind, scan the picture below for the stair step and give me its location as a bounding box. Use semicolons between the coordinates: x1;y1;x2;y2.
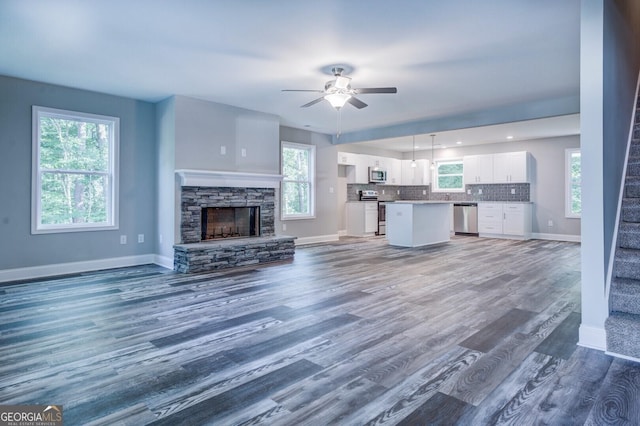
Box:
610;277;640;315
622;198;640;222
614;248;640;280
628;160;640;177
619;222;640;249
626;176;640;198
606;311;640;359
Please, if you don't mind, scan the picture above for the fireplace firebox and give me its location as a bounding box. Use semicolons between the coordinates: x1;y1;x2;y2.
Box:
201;206;260;241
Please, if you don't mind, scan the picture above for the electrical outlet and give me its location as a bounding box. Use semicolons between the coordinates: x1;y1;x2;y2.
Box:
282;223;287;231
382;189;385;195
397;190;400;195
220;145;226;155
423;190;427;195
120;235;127;245
241;148;247;157
511;188;516;194
478;189;483;194
138;234;144;243
548;219;554;227
329;187;334;193
467;189;471;195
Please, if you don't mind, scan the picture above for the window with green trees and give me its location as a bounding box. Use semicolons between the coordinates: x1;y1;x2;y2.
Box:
566;148;581;218
434;159;464;192
32;106;119;233
281;141;315;219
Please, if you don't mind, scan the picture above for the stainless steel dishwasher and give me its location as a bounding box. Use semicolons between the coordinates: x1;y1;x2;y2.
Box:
453;202;479;236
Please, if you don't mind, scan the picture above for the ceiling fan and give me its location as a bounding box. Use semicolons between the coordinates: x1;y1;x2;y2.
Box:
282;66;397;110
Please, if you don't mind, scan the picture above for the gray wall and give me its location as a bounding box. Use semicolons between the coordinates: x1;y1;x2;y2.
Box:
155;97;176;262
579;0;640;348
279;126;339;240
602;0;640;269
156;95;283;259
174;96;280;173
0;75;157;270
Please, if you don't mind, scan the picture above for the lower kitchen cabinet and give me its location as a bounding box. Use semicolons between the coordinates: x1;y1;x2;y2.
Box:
346;201;378;236
478;202;532;239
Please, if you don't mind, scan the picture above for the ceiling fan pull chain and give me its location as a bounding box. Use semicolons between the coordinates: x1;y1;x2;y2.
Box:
336;109;341;138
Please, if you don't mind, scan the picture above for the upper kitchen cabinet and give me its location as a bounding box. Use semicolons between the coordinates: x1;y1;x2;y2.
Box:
463;154;494;184
337;151;357;165
401;159;430;185
385;158;402;185
493;151;530;183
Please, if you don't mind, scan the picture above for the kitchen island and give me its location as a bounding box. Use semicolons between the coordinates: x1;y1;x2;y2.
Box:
386;201;452;247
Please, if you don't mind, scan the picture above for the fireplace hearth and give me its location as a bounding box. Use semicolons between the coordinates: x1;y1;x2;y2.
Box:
201;206;260;241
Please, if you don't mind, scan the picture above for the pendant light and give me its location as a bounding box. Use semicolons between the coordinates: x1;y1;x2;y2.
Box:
430;134;436;170
411;135;417;168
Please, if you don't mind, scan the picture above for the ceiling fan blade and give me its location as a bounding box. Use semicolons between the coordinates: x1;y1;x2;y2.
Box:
301;97;325;108
282;89;324;92
354;87;398;94
348;97;368;109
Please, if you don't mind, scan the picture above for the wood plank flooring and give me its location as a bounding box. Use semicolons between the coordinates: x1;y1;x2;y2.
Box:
1;236;640;425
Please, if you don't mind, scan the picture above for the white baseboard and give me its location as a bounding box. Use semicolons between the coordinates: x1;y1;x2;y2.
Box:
294;234;340;246
532;232;581;243
154;254;174;270
605;350;640;363
0;254;161;283
578;324;606;351
338;229;347;237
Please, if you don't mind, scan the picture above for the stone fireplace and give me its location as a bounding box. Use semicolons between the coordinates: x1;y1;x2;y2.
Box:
173;170;295;273
179;186;274;244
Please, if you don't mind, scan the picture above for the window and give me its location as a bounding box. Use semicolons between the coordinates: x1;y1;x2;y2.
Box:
281;141;315;219
433;159;464;192
32;106;119;234
566;148;581;218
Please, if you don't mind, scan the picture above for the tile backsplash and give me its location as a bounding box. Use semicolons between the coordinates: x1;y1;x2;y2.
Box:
347;183;530;202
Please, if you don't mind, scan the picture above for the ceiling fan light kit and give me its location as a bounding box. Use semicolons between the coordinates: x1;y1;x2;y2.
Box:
282;65;398;135
324;92;351;109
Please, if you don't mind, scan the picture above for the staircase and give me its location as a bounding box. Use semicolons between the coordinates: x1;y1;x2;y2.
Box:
606;96;640;360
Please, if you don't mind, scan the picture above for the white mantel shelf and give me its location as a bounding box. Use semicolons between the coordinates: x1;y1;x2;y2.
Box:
176;169;283;189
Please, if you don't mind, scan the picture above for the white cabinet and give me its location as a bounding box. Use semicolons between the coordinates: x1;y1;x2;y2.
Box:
401;159;429;185
346;201;378;236
463;151;530;184
353;155;371;184
337;151;357;165
478;203;503;234
386;158;403;185
478;202;531;239
463;154;494;184
503;203;527;235
493;151;530;183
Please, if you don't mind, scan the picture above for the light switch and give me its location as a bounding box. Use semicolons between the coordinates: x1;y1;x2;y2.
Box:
241;148;247;157
220;145;226;155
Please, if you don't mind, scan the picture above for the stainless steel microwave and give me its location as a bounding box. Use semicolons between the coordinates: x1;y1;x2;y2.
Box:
368;167;387;183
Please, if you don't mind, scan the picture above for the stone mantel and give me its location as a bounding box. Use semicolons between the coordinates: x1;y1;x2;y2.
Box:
175;169;283;189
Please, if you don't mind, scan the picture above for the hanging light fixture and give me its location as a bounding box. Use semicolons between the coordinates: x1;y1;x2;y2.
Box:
430;134;436;171
411;135;417;168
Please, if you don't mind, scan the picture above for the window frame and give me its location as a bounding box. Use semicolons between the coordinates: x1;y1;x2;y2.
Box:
280;141;316;220
565;148;581;218
31;106;120;234
432;158;465;192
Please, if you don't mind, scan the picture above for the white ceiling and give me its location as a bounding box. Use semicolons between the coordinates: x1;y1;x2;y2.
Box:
355;113;580;152
0;0;581;146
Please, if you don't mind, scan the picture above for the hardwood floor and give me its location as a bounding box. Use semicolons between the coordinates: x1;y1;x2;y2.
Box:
1;236;640;425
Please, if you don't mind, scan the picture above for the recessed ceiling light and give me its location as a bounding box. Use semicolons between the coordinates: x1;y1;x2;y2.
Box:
456;141;462;145
506;135;514;140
